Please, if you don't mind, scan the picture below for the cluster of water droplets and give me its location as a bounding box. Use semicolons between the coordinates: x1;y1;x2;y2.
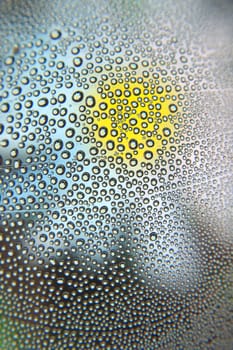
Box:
0;1;232;349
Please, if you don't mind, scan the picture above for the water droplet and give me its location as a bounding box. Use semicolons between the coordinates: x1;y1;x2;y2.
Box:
72;91;84;102
150;232;157;241
1;103;9;113
73;57;83;67
169;104;177;113
50;29;62;40
38;98;49;107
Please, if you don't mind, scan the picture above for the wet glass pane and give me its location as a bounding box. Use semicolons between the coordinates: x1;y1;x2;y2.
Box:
0;0;233;349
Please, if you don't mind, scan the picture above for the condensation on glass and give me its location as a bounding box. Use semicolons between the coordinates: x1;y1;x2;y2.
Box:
0;0;233;349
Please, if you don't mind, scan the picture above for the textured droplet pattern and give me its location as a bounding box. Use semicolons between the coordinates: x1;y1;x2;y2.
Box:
82;71;183;167
0;0;232;349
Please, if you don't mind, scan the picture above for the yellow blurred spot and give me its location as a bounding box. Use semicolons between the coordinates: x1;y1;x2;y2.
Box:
85;74;181;167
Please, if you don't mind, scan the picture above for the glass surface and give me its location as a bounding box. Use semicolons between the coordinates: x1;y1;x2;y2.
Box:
0;0;233;349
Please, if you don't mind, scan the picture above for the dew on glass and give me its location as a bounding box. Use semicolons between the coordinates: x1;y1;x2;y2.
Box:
0;0;233;349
